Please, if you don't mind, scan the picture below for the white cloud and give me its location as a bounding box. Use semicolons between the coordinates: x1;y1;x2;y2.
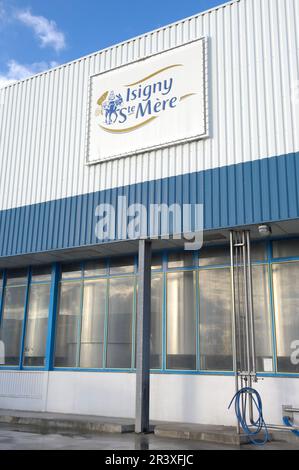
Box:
0;60;58;88
16;9;66;52
0;2;6;20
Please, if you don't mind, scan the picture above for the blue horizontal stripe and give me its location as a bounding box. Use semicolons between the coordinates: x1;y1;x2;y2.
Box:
0;151;298;258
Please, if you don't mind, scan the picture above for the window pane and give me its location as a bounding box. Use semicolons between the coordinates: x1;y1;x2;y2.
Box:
6;269;28;286
252;265;273;372
166;272;196;370
273;263;299;373
61;263;82;279
151;274;163;369
0;285;27;365
273;239;299;259
199;269;233;371
251;243;267;262
168;252;194;269
31;266;52;282
79;279;106;368
110;257;134;275
84;260;107;278
151;254;163;271
106;277;134;368
23;284;50;367
54;282;81;367
199;246;230;267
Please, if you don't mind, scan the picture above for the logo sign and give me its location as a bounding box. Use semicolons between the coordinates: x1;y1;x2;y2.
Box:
86;38;208;163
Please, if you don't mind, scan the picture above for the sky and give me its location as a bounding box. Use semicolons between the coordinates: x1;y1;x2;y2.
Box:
0;0;227;88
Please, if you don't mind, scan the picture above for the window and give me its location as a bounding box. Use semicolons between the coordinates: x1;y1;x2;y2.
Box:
110;257;135;275
273;262;299;373
251;243;267;262
0;270;28;366
31;265;52;282
1;241;298;376
106;277;134;369
199;268;233;371
151;274;163;369
54;281;81;367
151;254;163;271
61;263;82;280
199;246;230;267
166;271;196;370
168;252;195;269
84;260;107;278
23;282;51;367
55;260;136;370
80;279;106;368
273;239;299;259
252;265;273;372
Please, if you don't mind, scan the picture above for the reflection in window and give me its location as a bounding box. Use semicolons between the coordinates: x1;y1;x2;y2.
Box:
151;274;163;369
199;269;233;371
252;265;273;372
110;257;134;275
23;284;51;367
166;272;196;370
84;260;107;278
250;243;267;262
199;246;230;267
106;277;134;368
168;252;194;269
0;273;27;366
80;279;106;368
151;254;163;271
54;282;81;367
273;240;299;259
6;269;27;286
61;263;82;280
31;266;52;282
273;262;299;373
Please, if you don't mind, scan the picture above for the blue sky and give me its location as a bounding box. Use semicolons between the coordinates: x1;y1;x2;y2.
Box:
0;0;227;87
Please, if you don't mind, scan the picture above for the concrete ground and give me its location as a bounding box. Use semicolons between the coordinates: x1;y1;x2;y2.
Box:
0;424;298;450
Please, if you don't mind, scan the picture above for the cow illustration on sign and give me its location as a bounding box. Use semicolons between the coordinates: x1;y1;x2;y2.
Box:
101;91;123;125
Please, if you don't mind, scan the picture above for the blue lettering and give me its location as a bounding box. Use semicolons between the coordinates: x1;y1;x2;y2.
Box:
162;78;173;95
136;100;152;118
118;107;128;124
153;99;162;113
169;96;178;108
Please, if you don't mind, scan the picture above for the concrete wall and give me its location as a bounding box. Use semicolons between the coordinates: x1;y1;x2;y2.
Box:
0;370;298;427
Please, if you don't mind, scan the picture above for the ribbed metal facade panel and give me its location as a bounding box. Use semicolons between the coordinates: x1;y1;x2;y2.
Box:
0;0;298;211
0;0;298;258
0;151;298;258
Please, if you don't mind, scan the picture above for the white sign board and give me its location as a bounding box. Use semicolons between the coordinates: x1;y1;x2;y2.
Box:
86;38;208;163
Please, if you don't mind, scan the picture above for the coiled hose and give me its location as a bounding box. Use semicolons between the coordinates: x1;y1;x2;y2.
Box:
228;387;269;446
283;416;299;437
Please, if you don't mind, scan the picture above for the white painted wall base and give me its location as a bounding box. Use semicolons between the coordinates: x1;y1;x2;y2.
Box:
0;371;298;427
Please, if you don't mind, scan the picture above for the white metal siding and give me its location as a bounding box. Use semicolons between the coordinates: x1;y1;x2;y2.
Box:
0;0;298;211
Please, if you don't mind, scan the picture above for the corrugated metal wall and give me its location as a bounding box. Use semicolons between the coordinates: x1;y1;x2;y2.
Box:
0;0;298;212
0;0;298;258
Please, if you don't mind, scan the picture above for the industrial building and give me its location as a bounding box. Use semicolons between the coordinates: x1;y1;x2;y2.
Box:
0;0;298;431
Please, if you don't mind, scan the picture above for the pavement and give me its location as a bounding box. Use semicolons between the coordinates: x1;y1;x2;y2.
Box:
0;424;298;450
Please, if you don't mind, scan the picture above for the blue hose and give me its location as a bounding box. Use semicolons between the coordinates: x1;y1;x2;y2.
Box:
283;416;299;437
228;387;269;446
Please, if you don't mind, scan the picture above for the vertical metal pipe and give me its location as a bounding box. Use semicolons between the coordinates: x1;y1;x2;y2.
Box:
242;232;251;380
230;231;240;433
246;231;257;379
245;231;256;424
135;239;152;434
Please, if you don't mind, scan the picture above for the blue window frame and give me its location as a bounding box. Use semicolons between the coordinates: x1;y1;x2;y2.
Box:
0;238;298;377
